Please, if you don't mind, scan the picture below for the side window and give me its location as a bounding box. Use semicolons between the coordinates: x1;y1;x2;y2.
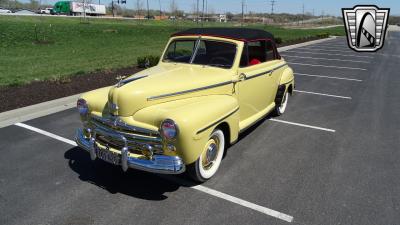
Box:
248;41;266;63
265;40;276;61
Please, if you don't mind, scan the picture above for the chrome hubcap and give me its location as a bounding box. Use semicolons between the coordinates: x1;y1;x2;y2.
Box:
206;143;218;163
202;136;220;170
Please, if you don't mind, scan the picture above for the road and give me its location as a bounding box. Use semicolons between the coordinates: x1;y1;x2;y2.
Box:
1;33;399;225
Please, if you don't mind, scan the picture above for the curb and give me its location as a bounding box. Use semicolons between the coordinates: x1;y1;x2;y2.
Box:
0;36;337;128
278;36;337;52
0;94;80;128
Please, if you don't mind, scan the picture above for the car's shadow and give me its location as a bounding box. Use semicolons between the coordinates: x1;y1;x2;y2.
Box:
64;147;189;201
64;113;275;200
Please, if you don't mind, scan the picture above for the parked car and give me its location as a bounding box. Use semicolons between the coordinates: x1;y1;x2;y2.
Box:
0;8;12;13
144;15;155;19
39;8;53;14
75;28;295;182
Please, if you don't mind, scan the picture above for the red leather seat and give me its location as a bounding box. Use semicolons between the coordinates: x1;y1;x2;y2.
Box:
249;58;261;66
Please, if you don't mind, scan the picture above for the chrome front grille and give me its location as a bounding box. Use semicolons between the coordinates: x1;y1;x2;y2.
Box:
89;115;163;155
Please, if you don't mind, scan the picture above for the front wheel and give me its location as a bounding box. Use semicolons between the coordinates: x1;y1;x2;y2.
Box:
187;129;225;183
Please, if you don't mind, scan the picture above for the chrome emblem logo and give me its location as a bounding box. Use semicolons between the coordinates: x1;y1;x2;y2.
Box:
342;5;390;52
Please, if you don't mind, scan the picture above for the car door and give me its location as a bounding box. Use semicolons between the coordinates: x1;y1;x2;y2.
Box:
236;40;281;122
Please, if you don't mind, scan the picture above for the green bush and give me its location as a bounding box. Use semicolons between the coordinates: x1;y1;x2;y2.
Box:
316;32;330;38
137;55;160;68
275;37;282;44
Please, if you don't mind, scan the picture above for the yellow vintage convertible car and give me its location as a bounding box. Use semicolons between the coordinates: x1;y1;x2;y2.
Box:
75;28;294;182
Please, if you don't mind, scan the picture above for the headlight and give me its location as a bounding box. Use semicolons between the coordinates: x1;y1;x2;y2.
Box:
77;98;89;116
160;119;179;140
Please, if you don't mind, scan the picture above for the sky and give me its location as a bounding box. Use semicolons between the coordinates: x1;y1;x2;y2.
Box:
32;0;400;16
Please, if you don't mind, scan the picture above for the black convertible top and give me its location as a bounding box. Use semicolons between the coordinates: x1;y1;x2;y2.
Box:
171;28;275;42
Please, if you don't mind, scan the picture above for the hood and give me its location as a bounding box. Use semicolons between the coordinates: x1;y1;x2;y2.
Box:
108;63;233;116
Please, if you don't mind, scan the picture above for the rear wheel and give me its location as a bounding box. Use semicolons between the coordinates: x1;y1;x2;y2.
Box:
274;91;289;116
187;129;225;183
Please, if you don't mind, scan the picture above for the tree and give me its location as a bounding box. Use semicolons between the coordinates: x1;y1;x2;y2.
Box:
135;0;143;16
226;12;234;20
169;0;178;16
0;0;8;8
29;0;39;10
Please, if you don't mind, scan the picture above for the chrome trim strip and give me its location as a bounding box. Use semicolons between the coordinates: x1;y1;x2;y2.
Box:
91;115;159;137
196;107;239;134
245;63;288;80
147;81;233;101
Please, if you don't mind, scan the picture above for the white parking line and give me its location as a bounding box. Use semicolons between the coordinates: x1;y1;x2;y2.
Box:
294;90;352;99
295;73;363;82
282;55;368;63
288;62;367;71
13;122;294;223
284;50;373;58
164;176;294;222
269;119;336;132
15;123;78;146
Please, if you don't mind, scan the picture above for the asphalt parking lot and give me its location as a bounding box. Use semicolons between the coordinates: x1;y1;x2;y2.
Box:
1;33;400;225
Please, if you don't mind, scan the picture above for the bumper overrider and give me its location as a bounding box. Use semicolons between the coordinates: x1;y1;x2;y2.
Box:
75;126;185;174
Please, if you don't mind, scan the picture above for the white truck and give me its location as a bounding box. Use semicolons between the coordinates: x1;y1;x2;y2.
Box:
52;1;106;16
39;8;53;14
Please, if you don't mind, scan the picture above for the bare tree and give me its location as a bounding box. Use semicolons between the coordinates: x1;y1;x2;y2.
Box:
30;0;39;10
135;0;143;17
169;0;178;16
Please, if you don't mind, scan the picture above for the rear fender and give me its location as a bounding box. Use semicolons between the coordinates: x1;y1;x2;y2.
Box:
279;66;295;94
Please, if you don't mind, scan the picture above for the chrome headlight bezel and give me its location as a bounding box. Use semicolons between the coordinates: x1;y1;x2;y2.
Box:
77;98;89;117
160;119;179;140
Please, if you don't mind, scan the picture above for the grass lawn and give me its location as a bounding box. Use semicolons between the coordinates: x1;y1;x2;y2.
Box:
0;15;345;86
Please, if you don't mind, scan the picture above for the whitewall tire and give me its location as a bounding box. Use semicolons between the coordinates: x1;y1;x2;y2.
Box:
188;129;225;183
274;91;289;116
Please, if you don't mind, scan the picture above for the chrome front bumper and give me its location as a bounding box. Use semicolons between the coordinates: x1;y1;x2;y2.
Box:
75;128;185;174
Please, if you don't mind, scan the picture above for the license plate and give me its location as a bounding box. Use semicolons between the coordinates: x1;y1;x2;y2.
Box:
96;146;121;165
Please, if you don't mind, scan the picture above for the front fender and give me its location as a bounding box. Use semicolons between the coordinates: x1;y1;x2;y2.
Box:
133;95;239;164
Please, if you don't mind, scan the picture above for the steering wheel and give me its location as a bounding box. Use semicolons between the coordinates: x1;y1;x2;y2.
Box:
209;57;231;66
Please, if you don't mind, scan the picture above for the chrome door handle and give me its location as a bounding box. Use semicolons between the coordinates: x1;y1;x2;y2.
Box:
239;73;247;81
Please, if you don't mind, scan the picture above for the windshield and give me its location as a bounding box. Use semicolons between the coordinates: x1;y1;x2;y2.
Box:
163;39;237;69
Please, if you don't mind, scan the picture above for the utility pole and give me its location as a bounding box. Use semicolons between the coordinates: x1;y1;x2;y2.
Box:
302;3;304;24
196;0;199;23
270;0;276;15
111;0;114;17
205;0;207;19
241;0;244;26
201;0;204;26
159;0;162;19
146;0;149;19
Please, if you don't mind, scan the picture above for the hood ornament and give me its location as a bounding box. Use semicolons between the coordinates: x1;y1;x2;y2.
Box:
115;75;148;88
116;75;127;88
